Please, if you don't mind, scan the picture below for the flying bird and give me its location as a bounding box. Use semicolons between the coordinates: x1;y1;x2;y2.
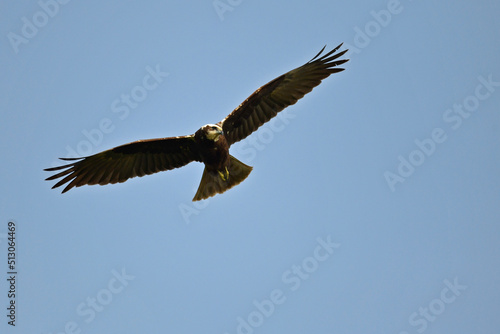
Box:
45;44;349;201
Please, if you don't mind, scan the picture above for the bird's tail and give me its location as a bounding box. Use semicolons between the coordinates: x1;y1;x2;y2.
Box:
193;155;252;201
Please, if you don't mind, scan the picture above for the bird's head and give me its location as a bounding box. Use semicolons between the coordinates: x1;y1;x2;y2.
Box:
201;124;223;142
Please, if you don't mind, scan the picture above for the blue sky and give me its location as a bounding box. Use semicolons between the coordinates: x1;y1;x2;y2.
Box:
1;0;499;333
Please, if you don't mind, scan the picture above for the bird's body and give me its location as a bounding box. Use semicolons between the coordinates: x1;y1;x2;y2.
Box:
45;44;349;201
191;124;252;201
194;125;230;175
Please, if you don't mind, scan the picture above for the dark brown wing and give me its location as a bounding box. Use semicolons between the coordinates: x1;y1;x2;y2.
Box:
218;44;348;146
44;135;201;193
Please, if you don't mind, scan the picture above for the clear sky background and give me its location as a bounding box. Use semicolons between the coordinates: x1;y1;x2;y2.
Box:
1;0;499;333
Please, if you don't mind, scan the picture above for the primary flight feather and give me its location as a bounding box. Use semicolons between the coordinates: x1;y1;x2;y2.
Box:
45;44;349;201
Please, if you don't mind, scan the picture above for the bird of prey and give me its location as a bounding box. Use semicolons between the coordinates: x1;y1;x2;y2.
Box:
45;44;349;201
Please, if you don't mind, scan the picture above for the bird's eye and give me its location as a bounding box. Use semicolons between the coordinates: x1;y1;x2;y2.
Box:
211;126;217;130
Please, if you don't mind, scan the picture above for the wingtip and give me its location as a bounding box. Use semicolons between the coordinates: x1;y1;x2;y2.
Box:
309;45;328;63
59;157;83;161
309;42;349;64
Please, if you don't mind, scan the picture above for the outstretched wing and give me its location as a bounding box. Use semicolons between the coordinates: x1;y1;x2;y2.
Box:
45;135;201;193
219;44;348;146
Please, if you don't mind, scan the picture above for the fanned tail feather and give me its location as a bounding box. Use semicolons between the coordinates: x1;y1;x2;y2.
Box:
193;155;252;201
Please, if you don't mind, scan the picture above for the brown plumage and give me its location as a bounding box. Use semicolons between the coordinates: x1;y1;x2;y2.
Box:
45;44;349;200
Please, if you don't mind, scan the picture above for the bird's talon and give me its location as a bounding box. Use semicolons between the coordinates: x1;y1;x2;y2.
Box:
218;167;229;181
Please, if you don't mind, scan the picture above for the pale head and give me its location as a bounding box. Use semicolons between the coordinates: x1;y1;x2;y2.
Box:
202;124;223;141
